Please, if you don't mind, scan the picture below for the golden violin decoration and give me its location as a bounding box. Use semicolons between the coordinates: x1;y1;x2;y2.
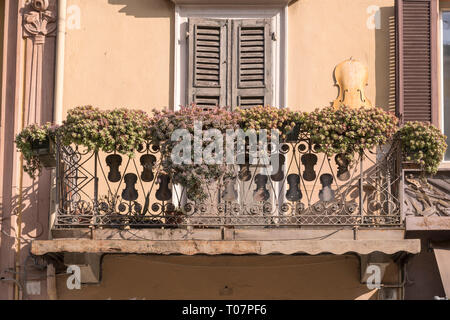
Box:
332;58;373;109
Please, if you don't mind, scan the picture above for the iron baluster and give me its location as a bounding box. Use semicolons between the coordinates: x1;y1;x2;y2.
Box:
93;151;99;227
359;152;364;224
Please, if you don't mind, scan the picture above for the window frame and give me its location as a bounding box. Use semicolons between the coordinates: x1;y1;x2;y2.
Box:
439;6;450;164
173;4;287;110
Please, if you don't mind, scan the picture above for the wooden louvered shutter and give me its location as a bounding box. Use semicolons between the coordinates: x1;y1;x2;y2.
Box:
188;18;227;108
396;0;438;124
231;19;273;109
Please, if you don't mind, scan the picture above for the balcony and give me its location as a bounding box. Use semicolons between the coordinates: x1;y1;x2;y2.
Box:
27;106;422;258
52;135;403;231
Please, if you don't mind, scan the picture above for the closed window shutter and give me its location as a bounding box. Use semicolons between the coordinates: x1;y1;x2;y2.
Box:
231;19;273;109
396;0;438;124
188;18;227;108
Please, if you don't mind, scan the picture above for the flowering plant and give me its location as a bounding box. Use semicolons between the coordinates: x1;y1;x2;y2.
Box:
306;106;398;162
60;106;150;156
148;105;242;201
16;104;448;196
237;106;307;140
14;122;59;178
398;121;447;174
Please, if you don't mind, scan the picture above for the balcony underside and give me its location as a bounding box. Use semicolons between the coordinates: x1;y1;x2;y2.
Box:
31;239;420;256
33;228;420;256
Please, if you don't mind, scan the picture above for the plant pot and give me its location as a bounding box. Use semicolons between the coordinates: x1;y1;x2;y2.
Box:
31;137;56;168
402;153;422;171
402;161;422;171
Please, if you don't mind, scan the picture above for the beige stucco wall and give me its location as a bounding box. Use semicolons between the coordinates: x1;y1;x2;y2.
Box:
56;2;400;300
55;254;399;300
62;0;395;114
288;0;395;112
63;0;174;116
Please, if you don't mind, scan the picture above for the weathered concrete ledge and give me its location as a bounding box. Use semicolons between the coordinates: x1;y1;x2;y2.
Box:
406;216;450;231
32;239;421;256
51;227;406;241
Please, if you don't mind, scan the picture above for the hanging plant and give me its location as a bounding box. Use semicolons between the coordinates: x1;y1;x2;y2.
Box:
237;106;307;141
60;105;150;156
14;122;59;178
148;105;242;202
306;106;398;162
398;121;447;174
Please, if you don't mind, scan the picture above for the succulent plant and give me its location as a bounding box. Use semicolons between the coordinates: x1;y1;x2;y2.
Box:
237;106;307;140
60;105;150;157
306;106;398;163
398;121;447;174
14;122;59;178
16;104;447;195
147;105;242;202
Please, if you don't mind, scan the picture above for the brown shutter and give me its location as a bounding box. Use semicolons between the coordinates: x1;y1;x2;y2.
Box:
188;18;227;108
396;0;438;125
231;19;273;109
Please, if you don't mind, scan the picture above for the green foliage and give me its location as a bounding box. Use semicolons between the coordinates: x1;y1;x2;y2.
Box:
15;105;448;199
60;106;150;156
306;106;398;162
398;121;448;174
148;105;241;201
14;122;59;178
237;106;307;140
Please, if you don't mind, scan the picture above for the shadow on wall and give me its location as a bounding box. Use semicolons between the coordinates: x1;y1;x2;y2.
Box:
55;254;378;300
0;175;51;299
376;6;396;113
107;0;175;109
108;0;174;18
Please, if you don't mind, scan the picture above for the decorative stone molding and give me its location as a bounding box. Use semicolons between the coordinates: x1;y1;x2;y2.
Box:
404;172;450;217
20;0;58;124
23;0;57;44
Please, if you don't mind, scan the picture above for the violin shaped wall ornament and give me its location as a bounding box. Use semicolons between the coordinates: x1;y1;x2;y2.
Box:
238;164;252;182
121;173;138;201
319;174;335;202
222;177;238;202
156;174;172;202
238;152;252;182
332;58;373;109
301;153;318;182
286;174;302;202
105;154;122;183
270;154;285;182
253;174;270;202
140;154;156;182
335;154;351;181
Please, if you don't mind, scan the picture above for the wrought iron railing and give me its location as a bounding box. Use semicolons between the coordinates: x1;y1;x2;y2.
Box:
53;135;403;228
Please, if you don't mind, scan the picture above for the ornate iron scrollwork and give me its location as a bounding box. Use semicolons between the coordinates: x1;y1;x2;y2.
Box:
54;136;402;228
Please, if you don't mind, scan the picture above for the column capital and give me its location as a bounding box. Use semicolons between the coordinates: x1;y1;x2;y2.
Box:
23;0;57;43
